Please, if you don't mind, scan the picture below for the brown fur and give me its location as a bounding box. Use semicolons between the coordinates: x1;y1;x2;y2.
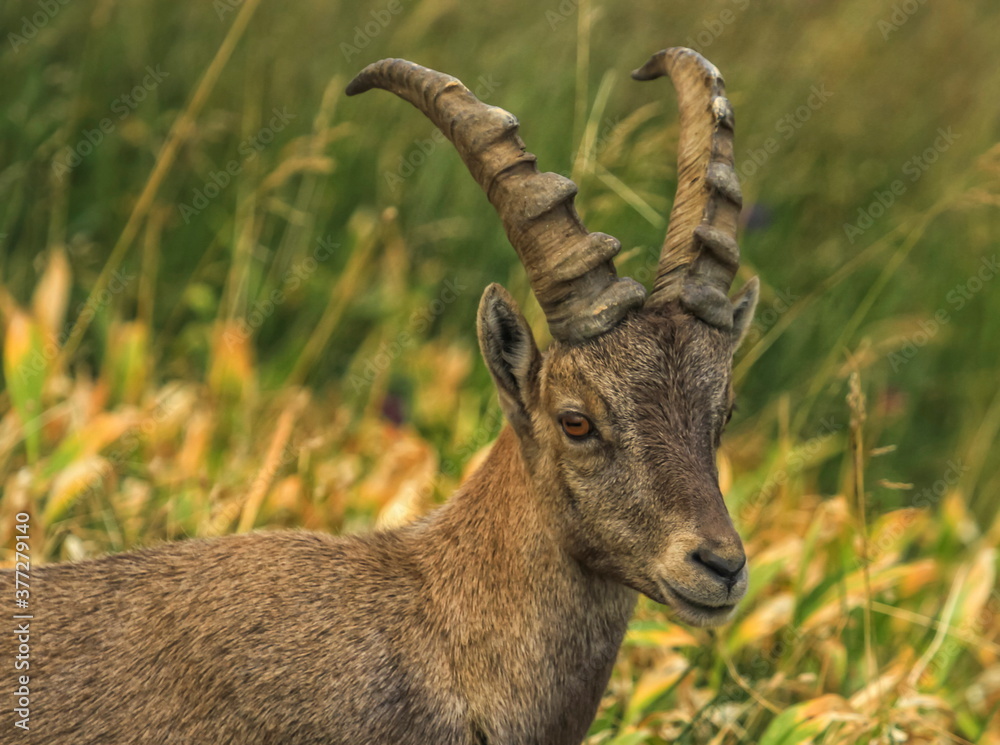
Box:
2;292;755;744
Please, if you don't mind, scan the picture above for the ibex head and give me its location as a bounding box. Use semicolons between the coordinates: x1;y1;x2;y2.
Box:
348;48;758;627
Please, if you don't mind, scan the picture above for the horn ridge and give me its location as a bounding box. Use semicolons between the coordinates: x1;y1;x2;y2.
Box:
348;58;646;343
633;47;744;328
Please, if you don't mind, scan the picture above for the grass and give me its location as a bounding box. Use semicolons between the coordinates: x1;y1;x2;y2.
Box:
2;0;1000;742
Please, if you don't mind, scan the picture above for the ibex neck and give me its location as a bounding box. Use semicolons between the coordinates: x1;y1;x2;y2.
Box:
417;426;636;743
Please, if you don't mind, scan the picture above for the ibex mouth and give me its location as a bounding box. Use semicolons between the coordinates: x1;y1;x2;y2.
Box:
657;580;739;628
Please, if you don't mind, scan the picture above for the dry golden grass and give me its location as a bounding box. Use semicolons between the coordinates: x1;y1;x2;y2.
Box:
3;254;1000;741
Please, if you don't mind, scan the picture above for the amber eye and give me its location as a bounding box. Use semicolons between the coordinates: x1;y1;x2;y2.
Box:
559;413;593;440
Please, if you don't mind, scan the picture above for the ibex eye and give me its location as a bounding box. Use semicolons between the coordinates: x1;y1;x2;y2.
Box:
559;413;594;440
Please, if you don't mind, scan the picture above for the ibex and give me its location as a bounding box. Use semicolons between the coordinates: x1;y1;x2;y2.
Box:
4;48;759;744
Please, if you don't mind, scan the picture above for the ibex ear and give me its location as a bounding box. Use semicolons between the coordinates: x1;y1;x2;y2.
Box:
730;277;760;351
477;284;541;436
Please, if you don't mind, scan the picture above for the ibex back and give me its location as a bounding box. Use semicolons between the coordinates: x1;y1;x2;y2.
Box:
3;48;760;744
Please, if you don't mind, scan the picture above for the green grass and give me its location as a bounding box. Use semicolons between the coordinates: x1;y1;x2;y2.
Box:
2;0;1000;742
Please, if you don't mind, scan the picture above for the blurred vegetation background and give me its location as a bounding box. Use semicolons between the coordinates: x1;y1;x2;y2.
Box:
1;0;999;742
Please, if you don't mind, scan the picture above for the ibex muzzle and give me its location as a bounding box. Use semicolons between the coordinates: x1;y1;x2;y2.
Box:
4;48;759;744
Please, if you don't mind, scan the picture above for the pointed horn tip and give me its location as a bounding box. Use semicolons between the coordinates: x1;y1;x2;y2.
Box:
631;50;668;81
345;60;388;97
345;76;371;96
345;58;422;96
632;47;723;86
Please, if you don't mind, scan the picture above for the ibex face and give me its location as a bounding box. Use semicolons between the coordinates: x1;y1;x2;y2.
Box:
541;309;751;625
350;48;759;627
477;290;755;626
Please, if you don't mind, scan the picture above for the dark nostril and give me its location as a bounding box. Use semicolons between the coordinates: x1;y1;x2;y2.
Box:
693;546;746;581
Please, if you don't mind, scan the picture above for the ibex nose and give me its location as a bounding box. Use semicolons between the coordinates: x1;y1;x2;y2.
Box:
693;546;746;583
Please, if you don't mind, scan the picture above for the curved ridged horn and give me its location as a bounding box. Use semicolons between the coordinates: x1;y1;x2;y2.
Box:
633;48;742;329
347;59;647;343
